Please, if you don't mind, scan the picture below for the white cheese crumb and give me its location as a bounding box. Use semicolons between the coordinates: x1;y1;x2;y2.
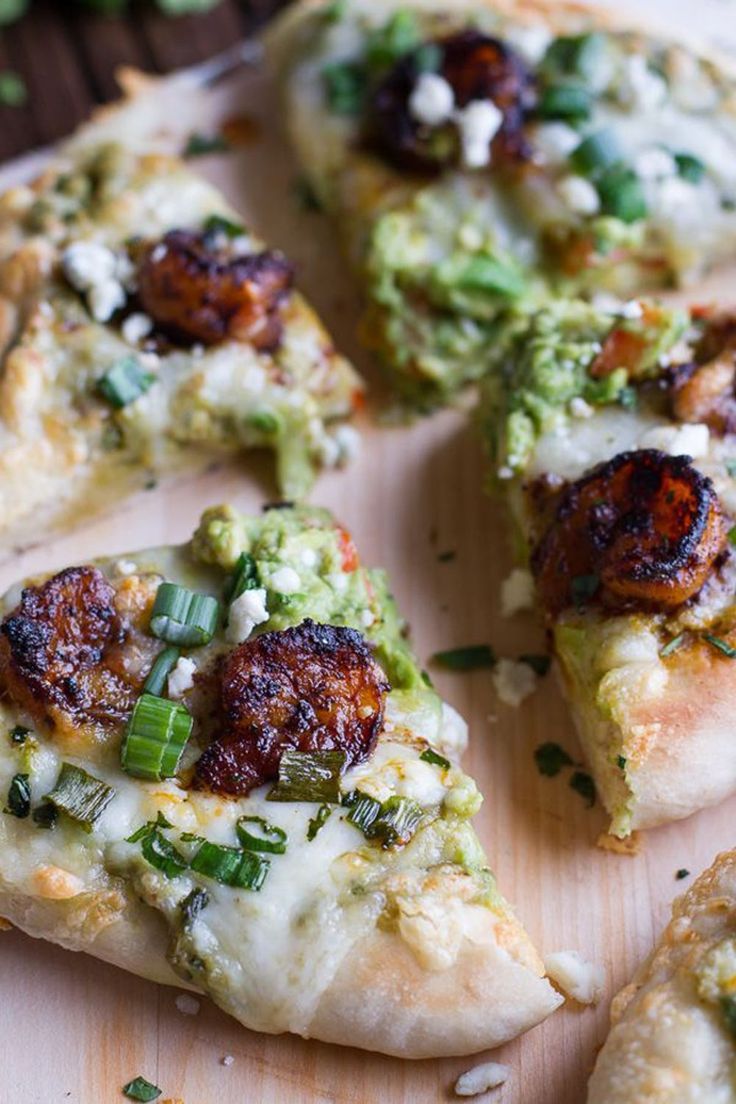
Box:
557;174;600;216
175;993;201;1016
300;547;319;569
333;424;362;465
639;422;710;459
618;55;667;111
270;565;301;594
500;568;535;617
408;71;455;127
656;176;699;218
504;23;551;64
533;122;581;164
62;241;117;290
168;656;197;699
361;608;375;628
226;588;269;644
455;1061;509;1097
455;100;503;168
122;312;153;345
221;1055;235;1067
151;243;167;263
88;279;126;323
544;950;605;1005
570;396;594;419
437;702;469;760
618;299;644;320
113;559;137;577
497;465;514;480
634;147;676;180
492;658;537;707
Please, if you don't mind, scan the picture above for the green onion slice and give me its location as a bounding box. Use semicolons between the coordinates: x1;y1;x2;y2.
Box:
45;763;115;832
190;841;270;890
570;128;623;177
597;164;648;224
236;815;287;854
141;828;188;879
306;804;332;841
267;749;346;804
98;357;155;409
126;811;173;843
143;646;180;697
203;213;246;239
122;1076;162;1102
431;644;496;671
180;887;209;927
537;84;592;122
224;552;260;604
4;772;30;818
674;152;705;184
150;582;220;647
704;633;736;659
345;791;424;849
121;693;193;780
32;802;58;830
420;748;450;770
660;633;685;658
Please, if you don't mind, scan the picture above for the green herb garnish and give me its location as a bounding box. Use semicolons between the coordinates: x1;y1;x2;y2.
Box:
45;763;115;831
202;213;245;239
122;1076;162;1102
184;132;230;157
267;749;346;804
675;868;690;880
570;770;596;807
534;742;574;778
236;815;287;855
431;644;496;671
420;747;450;770
142;647;180;698
98;357;155;409
616;755;627;771
306;803;332;841
4;773;30;818
704;634;736;659
519;654;551;677
344;791;424;848
121;693;193;781
674;152;705;184
660;633;685;657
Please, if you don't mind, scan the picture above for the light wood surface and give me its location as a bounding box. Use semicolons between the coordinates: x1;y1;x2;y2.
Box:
2;6;736;1100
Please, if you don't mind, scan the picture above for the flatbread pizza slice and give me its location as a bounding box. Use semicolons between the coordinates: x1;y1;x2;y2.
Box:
481;297;736;836
0;104;361;549
588;849;736;1104
267;0;736;406
0;503;561;1058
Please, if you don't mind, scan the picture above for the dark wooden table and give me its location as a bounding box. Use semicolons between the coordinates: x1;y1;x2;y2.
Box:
0;0;289;163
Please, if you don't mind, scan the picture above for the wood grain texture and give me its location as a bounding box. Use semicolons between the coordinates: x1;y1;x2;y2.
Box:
0;3;735;1102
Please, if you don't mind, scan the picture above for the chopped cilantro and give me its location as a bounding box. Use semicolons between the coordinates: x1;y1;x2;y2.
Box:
660;633;685;657
431;644;496;671
183;132;230;158
571;573;599;609
203;213;246;239
420;747;451;770
704;633;736;659
306;804;332;841
570;770;596;807
675;868;690;880
0;70;27;107
534;742;573;778
519;653;551;677
122;1077;161;1102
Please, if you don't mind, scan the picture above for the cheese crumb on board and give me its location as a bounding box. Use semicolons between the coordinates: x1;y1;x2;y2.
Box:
544;950;605;1005
492;658;537;707
175;993;201;1016
455;1061;509;1097
500;568;535;617
221;1055;235;1067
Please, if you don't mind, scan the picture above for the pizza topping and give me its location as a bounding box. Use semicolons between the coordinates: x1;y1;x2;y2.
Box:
371;30;535;172
149;582;220;647
343;790;424;848
671;312;736;435
0;566;157;741
61;240;130;323
97;356;156;409
121;693;193;781
267;749;346;804
531;450;728;615
45;762;115;832
195;620;389;796
136;229;294;350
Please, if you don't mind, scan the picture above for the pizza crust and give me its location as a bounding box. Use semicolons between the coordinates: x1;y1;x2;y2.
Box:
587;850;736;1104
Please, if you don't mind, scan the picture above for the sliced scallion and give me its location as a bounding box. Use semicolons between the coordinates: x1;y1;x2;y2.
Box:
570;129;623;177
122;1076;162;1102
224;552;260;604
431;644;496;671
141;828;188;879
537;84;592;122
306;804;332;841
4;772;30;818
597;164;648;224
267;749;346;804
236;815;287;854
32;802;58;830
203;213;246;239
674;152;705;184
143;646;180;697
345;791;424;848
704;633;736;659
150;582;220;647
660;633;685;658
98;357;155;409
541;32;605;81
180;887;209;927
420;748;450;770
45;763;114;832
9;725;29;745
121;693;192;780
190;841;270;890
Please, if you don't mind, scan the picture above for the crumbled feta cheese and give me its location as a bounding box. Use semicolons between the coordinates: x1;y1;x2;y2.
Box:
62;241;117;291
175;993;201;1016
113;559;137;577
455;100;503;169
492;658;537;707
226;587;269;644
270;565;301;594
300;547;319;569
618;55;667;111
500;568;535;617
591;292;626;314
570;396;594;419
504;23;551;64
221;1055;235;1068
544;950;605;1005
455;1061;509;1097
437;702;469;760
618;299;644;320
497;465;514;480
151;243;168;263
168;656;197;699
122;312;153;345
557;174;600;216
361;608;375;628
532;122;580;164
634;147;676;180
88;279;126;323
333;424;361;465
408;71;455;127
326;572;348;593
639;422;710;459
656;176;699;218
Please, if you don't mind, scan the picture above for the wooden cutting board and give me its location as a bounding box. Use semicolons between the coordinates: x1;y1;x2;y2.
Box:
2;4;736;1100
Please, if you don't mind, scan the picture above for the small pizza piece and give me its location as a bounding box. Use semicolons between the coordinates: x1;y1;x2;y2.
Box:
268;0;736;404
0;503;562;1058
0;113;361;549
481;298;736;836
588;850;736;1104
